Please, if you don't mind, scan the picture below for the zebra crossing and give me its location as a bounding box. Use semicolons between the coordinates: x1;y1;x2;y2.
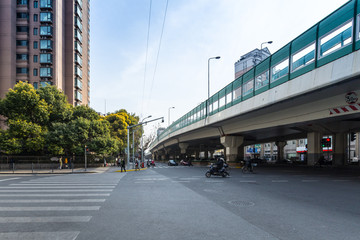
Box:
0;173;124;240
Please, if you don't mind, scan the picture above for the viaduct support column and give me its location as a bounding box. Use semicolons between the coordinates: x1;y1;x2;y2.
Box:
276;141;287;162
179;143;189;159
307;132;322;166
220;136;244;162
333;133;346;166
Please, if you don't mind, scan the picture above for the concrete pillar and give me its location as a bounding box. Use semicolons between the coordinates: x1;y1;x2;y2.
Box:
307;132;322;166
179;143;189;159
194;149;200;159
276;141;287;162
333;132;346;166
220;136;244;162
204;150;209;160
209;150;214;159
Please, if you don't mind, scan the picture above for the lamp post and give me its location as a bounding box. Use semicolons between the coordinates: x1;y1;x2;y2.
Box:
207;56;221;116
261;41;273;50
141;115;152;164
168;107;175;126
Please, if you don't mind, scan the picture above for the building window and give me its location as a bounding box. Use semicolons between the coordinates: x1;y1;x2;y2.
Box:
33;82;38;89
17;0;28;5
16;26;29;33
33;68;38;76
40;67;52;77
16;12;29;19
34;1;38;8
40;81;52;87
16;54;28;60
40;39;53;50
16;68;29;74
40;26;53;36
40;53;52;63
33;41;38;49
40;12;53;22
34;14;38;22
33;28;38;35
40;0;53;8
16;40;28;46
33;55;38;63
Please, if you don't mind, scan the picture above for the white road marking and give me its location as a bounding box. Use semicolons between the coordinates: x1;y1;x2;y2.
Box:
0;178;20;182
1;186;115;189
271;180;289;183
0;199;106;203
0;189;113;192
172;181;190;183
302;180;319;182
0;206;101;211
0;193;110;197
205;180;224;183
0;216;92;223
239;180;257;183
0;231;80;240
12;183;117;186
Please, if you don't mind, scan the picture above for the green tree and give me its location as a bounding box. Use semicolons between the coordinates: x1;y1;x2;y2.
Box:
1;81;49;125
37;84;73;125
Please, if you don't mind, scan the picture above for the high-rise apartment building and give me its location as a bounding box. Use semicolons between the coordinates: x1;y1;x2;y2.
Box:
0;0;90;106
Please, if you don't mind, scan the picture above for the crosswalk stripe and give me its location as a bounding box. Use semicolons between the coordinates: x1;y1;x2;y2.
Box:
0;199;106;203
0;206;101;211
0;193;110;197
0;178;20;182
0;216;92;223
0;189;113;192
0;186;115;189
10;183;117;187
0;231;80;240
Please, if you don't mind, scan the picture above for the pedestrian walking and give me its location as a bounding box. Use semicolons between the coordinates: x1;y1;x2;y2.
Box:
59;157;63;170
120;159;126;172
135;159;140;171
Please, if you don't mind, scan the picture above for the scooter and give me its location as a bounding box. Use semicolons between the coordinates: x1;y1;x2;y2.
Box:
205;163;230;178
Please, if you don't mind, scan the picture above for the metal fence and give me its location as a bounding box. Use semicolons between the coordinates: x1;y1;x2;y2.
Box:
0;155;118;173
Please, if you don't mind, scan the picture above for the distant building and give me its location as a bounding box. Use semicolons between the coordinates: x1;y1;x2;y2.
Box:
234;48;271;79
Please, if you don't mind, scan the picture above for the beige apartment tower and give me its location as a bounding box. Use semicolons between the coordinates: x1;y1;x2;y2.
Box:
0;0;90;106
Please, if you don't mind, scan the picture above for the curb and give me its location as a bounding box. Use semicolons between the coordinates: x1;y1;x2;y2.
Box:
115;168;147;172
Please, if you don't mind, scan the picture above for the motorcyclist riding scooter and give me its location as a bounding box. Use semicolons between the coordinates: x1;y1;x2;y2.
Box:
205;157;229;178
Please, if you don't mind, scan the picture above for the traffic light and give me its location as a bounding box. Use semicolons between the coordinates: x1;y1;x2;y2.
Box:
350;132;356;141
321;138;331;148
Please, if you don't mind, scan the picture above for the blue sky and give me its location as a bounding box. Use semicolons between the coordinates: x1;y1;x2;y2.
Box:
90;0;349;135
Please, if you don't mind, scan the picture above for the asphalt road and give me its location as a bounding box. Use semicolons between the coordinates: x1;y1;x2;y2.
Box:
0;164;359;240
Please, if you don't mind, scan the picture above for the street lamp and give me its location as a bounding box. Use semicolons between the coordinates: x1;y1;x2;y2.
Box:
207;56;221;117
261;41;273;50
141;115;152;164
168;107;175;126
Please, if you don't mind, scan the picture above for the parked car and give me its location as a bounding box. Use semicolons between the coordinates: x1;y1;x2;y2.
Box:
168;160;178;166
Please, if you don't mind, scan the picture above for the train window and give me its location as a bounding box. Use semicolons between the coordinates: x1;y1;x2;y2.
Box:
255;70;269;90
291;43;315;72
271;59;289;82
319;20;352;57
